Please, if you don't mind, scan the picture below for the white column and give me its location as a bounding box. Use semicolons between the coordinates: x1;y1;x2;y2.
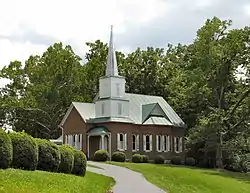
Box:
109;134;112;160
80;134;82;150
74;134;77;148
101;135;105;150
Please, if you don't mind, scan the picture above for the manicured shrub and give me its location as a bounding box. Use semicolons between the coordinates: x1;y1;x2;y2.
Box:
72;149;87;176
9;131;38;170
36;138;61;172
0;128;12;169
94;150;109;162
185;157;196;166
132;154;143;163
171;156;182;165
111;151;126;162
154;155;165;164
58;145;74;173
142;155;149;163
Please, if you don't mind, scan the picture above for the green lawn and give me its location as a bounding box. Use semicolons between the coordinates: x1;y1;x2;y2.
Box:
0;169;114;193
109;162;250;193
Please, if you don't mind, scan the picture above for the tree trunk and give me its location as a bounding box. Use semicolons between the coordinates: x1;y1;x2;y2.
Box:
216;133;224;169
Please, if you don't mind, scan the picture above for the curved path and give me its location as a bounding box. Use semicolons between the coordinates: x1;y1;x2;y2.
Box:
87;161;166;193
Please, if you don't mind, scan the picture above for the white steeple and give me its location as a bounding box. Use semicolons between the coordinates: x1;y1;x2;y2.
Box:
95;26;129;119
106;26;119;77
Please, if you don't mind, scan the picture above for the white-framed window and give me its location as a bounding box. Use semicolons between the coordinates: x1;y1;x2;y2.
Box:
101;103;105;115
156;135;170;152
65;134;82;150
143;134;152;152
117;133;127;151
116;83;120;96
117;103;122;115
132;134;139;152
174;137;183;153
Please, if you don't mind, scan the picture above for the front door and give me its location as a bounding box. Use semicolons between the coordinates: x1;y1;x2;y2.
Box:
89;136;101;160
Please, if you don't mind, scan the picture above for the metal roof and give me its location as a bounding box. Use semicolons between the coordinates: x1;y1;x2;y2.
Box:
70;93;185;128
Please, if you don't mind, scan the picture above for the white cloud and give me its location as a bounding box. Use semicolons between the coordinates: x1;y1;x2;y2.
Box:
245;4;250;16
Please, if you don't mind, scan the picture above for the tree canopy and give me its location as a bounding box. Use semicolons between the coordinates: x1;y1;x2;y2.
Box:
0;17;249;170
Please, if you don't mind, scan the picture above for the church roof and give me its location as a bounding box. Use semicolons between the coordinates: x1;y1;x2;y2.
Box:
60;93;185;128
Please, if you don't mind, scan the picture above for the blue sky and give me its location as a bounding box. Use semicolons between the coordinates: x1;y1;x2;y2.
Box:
0;0;250;86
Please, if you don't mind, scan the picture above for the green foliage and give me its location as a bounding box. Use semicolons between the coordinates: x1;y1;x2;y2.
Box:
132;154;143;163
154;155;165;164
185;157;196;166
111;151;126;162
0;128;12;169
72;149;87;176
58;145;74;174
36;138;61;172
9;131;38;170
0;168;115;193
171;156;182;165
94;150;109;162
142;155;149;163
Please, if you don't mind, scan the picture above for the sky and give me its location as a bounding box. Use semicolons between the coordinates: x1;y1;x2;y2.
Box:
0;0;250;87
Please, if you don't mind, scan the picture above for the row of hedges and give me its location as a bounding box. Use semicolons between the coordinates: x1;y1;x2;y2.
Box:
0;129;87;176
92;149;194;166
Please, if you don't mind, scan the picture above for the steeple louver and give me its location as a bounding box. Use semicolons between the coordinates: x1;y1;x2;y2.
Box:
106;26;119;76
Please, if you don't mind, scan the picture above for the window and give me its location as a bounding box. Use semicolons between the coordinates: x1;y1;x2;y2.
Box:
132;134;139;151
118;103;122;115
132;135;136;151
163;135;168;152
174;137;183;153
156;135;169;152
101;103;105;115
116;83;120;96
117;133;127;151
143;135;152;151
157;135;162;151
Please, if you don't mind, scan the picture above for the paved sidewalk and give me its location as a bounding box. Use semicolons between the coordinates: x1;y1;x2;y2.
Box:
87;161;166;193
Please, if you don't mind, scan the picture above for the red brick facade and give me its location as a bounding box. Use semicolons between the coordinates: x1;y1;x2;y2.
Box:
63;107;185;161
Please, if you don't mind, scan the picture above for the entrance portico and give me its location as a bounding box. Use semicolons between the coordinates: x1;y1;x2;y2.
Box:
87;127;111;160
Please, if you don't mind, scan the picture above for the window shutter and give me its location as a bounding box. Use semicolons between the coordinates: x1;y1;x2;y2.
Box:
124;133;127;150
136;135;139;151
143;135;146;151
174;137;177;152
150;135;152;151
80;134;82;150
156;135;159;152
180;137;183;152
117;133;120;150
167;136;170;152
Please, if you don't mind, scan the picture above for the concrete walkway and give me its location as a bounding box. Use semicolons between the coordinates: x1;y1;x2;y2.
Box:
87;161;166;193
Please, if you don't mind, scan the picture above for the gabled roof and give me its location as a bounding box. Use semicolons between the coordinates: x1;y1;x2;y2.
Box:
60;93;185;128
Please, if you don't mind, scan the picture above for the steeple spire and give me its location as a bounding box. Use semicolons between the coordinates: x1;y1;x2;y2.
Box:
106;25;119;76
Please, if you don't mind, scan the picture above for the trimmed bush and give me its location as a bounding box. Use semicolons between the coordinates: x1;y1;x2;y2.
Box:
154;155;165;164
0;128;12;169
9;131;38;170
111;151;126;162
171;156;182;165
58;145;74;173
132;154;143;163
94;150;109;162
72;149;87;176
142;155;149;163
185;157;195;166
36;138;61;172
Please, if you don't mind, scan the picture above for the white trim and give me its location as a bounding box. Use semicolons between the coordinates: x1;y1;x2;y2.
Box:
80;134;82;150
144;134;152;152
124;133;127;150
60;104;74;126
136;135;139;151
117;133;120;150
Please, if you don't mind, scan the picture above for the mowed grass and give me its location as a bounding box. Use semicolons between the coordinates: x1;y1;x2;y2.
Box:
0;169;114;193
109;162;250;193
